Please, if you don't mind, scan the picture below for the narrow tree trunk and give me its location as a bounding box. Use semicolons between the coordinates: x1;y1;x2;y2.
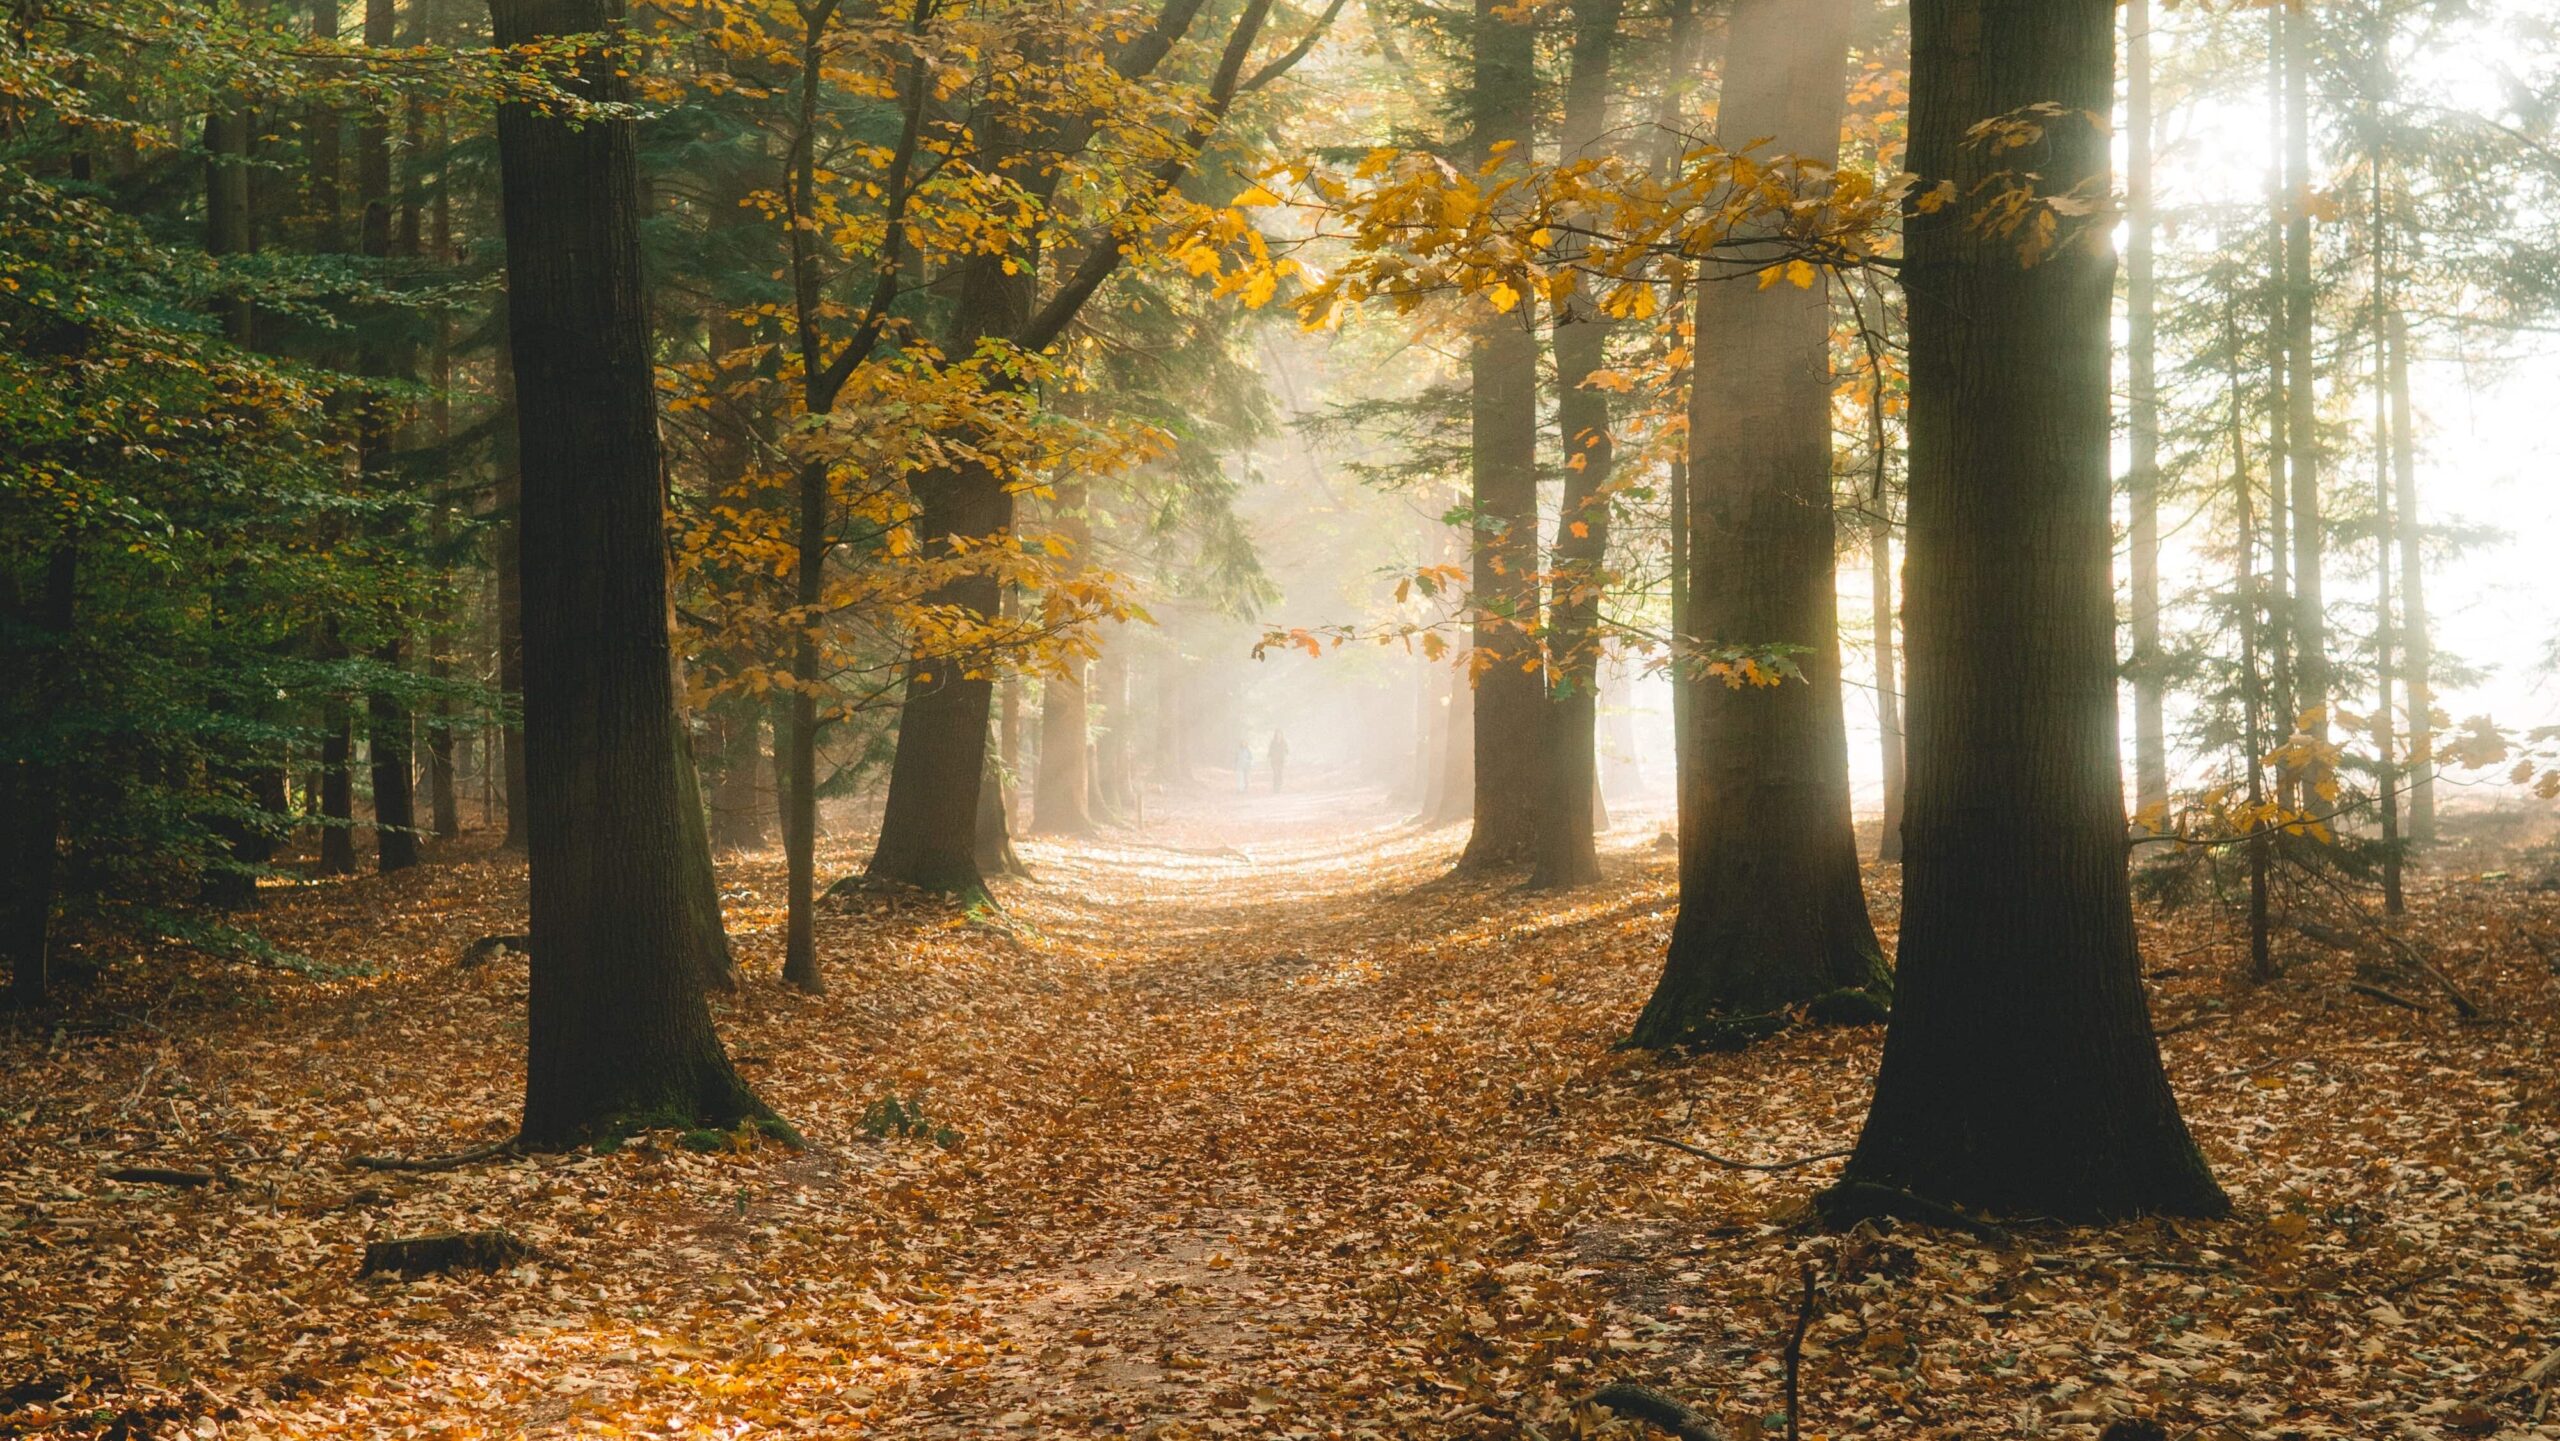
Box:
3;546;76;1008
491;0;767;1148
2263;3;2295;764
1032;521;1094;835
2387;308;2434;841
319;678;358;876
1529;0;1623;891
1432;661;1476;825
425;117;461;841
1870;512;1905;863
1631;0;1884;1044
200;101;278;907
493;339;530;851
2125;0;2167;829
780;458;826;992
2284;1;2327;752
1453;0;1543;873
1095;639;1135;818
1836;0;2226;1220
2228;336;2275;983
359;0;419;875
2368;166;2403;917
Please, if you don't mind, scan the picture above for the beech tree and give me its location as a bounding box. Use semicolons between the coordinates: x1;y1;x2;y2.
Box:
1835;0;2226;1219
489;0;767;1146
1628;0;1888;1044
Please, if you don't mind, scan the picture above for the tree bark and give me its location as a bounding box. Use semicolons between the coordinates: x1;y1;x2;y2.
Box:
1630;0;1885;1044
1033;498;1095;834
318;680;358;876
2386;308;2434;840
1870;511;1905;863
491;0;767;1148
709;703;771;851
493;338;530;851
2283;0;2327;750
1836;0;2226;1220
3;546;76;1007
1529;0;1622;892
2125;0;2167;829
1454;0;1544;873
359;0;419;875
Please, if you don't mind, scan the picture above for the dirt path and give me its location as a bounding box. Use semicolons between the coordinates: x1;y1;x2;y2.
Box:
5;782;2557;1439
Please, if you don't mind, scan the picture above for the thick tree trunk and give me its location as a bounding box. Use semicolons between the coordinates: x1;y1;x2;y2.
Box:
1871;516;1906;864
3;546;76;1007
2387;309;2434;841
1631;0;1884;1044
2125;0;2167;830
1453;0;1543;874
864;252;1018;895
491;0;766;1149
1836;0;2226;1220
1529;0;1622;892
709;704;771;851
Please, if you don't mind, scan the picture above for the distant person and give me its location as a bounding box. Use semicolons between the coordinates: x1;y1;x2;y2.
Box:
1235;739;1254;795
1269;730;1291;792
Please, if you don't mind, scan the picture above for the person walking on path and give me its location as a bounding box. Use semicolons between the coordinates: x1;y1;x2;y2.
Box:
1269;731;1291;793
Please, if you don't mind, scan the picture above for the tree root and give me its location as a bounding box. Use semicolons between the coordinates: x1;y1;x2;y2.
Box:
1589;1381;1728;1440
349;1137;518;1172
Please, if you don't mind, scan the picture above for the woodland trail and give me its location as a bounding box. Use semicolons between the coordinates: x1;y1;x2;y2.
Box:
4;784;2559;1439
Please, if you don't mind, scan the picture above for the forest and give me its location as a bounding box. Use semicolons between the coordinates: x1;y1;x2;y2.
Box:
3;0;2560;1435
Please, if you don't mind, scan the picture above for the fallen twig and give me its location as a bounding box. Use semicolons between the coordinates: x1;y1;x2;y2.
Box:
349;1137;518;1173
102;1166;216;1188
1590;1381;1727;1440
1640;1135;1852;1173
1782;1262;1818;1441
2347;981;2429;1013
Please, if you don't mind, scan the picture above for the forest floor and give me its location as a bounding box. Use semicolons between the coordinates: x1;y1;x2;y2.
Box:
4;779;2560;1441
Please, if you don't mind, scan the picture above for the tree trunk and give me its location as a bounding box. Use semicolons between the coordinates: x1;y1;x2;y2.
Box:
199;102;279;907
425;122;462;841
1835;0;2226;1220
1529;0;1622;892
1035;669;1093;835
357;0;419;875
2125;0;2167;830
863;254;1018;896
1453;0;1543;874
1431;661;1476;824
2284;0;2327;753
319;681;358;876
1871;512;1905;863
2387;308;2434;841
780;458;827;992
493;339;530;851
709;704;771;851
491;0;767;1149
1630;0;1884;1044
3;546;76;1007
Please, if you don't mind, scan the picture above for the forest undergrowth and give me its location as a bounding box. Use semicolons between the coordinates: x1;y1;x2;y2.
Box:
4;787;2558;1440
